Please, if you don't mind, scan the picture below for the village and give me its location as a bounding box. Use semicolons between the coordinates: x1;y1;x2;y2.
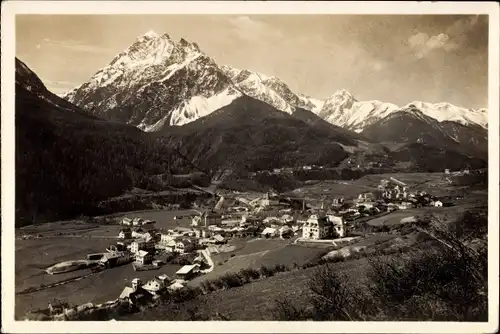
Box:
30;173;462;320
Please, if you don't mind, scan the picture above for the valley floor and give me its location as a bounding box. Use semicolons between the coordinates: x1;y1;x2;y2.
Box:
14;171;488;320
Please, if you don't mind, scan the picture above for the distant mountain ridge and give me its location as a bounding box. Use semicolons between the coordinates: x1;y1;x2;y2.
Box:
62;30;488;134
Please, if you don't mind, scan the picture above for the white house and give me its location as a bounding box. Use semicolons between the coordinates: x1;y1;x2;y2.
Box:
434;200;443;207
130;240;146;254
261;227;277;238
130;239;154;254
121;217;132;226
135;250;153;265
175;239;194;254
327;215;345;238
302;214;331;240
175;264;200;280
99;252;132;268
142;274;170;295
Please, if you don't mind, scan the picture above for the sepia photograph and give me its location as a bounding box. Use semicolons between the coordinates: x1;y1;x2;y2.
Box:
1;1;499;333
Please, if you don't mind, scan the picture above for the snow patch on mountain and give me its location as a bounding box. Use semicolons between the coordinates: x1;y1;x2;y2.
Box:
221;65;295;114
298;95;324;113
407;101;488;129
169;87;243;127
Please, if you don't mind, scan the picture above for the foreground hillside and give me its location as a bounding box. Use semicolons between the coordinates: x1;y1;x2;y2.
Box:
15;59;192;226
120;209;487;321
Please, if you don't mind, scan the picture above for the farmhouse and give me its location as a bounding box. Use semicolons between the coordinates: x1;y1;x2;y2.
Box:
119;278;153;306
135;250;153;265
357;192;376;202
433;200;443;207
175;264;200;280
99;252;132;268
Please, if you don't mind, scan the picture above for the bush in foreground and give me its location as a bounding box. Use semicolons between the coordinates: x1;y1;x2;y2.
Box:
273;212;488;321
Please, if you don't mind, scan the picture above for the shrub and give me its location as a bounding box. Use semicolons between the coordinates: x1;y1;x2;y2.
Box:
171;286;202;303
219;273;245;288
238;268;261;282
274;212;488;321
259;265;276;277
273;296;312;321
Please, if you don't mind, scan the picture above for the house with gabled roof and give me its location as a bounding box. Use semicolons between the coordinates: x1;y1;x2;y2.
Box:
135;250;153;265
175;239;195;254
142;274;170;295
175;264;200;280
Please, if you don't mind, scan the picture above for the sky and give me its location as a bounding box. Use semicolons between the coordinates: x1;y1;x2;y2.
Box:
16;14;488;109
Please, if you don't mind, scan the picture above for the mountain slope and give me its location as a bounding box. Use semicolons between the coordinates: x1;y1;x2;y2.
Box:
15;58;191;226
362;106;488;158
64;32;242;130
158;96;354;173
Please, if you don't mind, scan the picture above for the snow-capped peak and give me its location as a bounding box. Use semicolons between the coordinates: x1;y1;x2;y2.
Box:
316;91;488;132
62;31;242;130
221;65;294;114
141;30;159;39
404;101;488;129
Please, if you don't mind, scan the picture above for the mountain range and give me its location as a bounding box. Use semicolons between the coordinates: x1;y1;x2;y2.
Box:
63;31;488;139
15;31;488;223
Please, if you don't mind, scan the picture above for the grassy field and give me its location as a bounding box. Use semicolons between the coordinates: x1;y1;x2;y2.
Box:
127;255;376;321
365;202;484;227
104;209;206;230
288;172;467;202
188;238;328;286
14;212;195;318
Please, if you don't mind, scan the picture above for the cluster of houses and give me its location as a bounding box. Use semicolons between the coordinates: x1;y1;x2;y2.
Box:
118;271;198;306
